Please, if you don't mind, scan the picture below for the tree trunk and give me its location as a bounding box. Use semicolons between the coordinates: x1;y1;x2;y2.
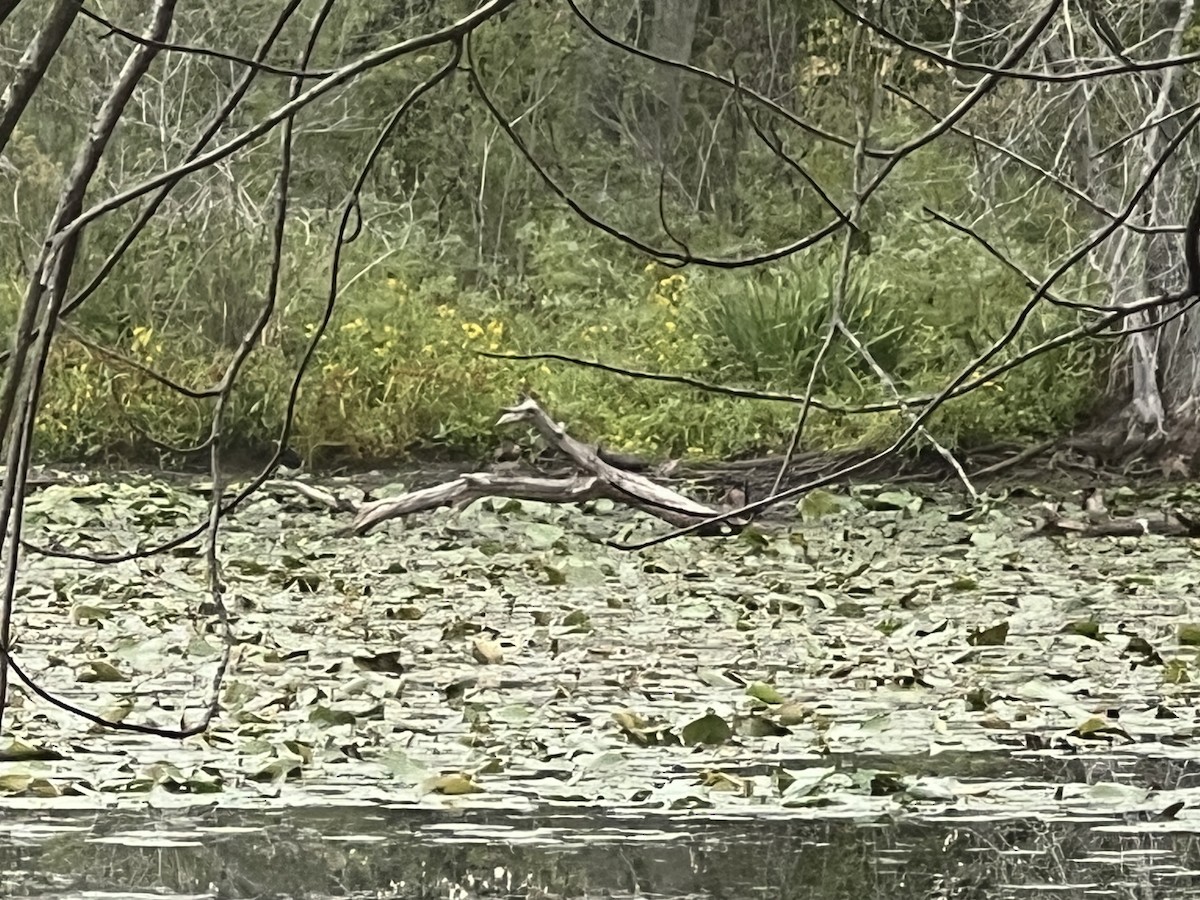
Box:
1098;0;1200;459
0;0;82;157
646;0;701;159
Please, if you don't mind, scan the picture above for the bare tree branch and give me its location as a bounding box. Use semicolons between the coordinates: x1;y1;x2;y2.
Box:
564;0;871;156
0;0;81;157
612;286;1194;552
22;40;466;571
0;0;179;734
890;85;1182;236
0;0;309;368
832;0;1200;84
50;0;519;252
1185;179;1200;298
0;0;23;29
771;24;876;500
78;4;336;79
471;0;1063;269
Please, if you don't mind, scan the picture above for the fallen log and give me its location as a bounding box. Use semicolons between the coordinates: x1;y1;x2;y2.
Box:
1023;503;1200;540
282;397;750;538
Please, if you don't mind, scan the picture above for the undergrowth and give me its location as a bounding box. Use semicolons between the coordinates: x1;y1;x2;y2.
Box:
0;1;1116;469
6;205;1103;468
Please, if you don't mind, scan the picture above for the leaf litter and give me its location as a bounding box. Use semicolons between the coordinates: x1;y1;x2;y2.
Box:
4;475;1200;841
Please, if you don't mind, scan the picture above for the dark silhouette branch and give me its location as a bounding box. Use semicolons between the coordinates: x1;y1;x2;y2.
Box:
0;0;309;369
23;43;466;569
612;287;1193;551
831;0;1200;84
890;85;1182;236
464;41;849;268
2;646;219;739
478;350;897;413
1090;102;1200;163
49;0;519;252
0;0;23;29
920;208;1108;313
1185;179;1200;298
735;79;852;227
770;33;876;501
0;0;179;734
471;0;1061;269
60;324;219;400
0;0;81;157
563;0;873;157
1031;109;1200;311
79;3;335;79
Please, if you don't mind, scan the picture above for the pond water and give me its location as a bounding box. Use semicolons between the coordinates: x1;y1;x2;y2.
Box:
2;474;1200;898
5;798;1200;898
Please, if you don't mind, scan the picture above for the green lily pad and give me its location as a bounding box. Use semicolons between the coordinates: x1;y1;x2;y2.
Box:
745;681;784;704
681;711;733;747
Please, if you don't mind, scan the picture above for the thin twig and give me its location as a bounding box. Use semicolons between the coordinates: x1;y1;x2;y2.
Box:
51;0;520;250
0;0;179;735
770;23;874;500
79;5;335;79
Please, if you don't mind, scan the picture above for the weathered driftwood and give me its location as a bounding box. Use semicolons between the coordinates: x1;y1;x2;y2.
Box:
1024;503;1200;540
285;397;749;538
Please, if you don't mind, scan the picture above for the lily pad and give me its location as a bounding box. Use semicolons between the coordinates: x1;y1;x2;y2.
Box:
681;711;733;747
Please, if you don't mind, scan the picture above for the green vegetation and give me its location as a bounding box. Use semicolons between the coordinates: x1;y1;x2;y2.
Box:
14;207;1100;466
1;2;1107;466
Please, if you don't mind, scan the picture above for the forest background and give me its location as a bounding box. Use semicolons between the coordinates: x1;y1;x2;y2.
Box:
3;0;1195;469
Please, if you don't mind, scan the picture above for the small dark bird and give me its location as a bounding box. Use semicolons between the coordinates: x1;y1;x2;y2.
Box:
1082;484;1108;524
273;441;303;473
492;439;522;464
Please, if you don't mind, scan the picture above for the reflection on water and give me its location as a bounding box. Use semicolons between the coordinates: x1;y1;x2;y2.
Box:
3;803;1200;900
